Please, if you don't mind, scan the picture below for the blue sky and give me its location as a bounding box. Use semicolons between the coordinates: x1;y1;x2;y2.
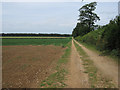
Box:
2;2;118;34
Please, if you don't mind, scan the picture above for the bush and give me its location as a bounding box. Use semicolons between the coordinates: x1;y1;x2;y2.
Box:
110;49;120;57
74;16;120;57
75;36;82;41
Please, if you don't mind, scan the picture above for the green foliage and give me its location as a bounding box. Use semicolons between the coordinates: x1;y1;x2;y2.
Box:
72;2;100;38
72;23;90;37
75;28;103;44
101;16;120;51
2;38;71;46
81;28;105;50
75;36;82;41
75;16;120;57
78;2;100;30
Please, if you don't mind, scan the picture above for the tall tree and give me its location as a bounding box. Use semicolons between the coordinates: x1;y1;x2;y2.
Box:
78;2;100;31
72;23;89;37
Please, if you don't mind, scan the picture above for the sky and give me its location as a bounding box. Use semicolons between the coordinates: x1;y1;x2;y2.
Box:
2;2;118;34
1;0;120;2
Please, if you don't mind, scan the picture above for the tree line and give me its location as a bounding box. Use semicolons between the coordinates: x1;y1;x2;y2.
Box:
72;2;120;57
1;33;71;37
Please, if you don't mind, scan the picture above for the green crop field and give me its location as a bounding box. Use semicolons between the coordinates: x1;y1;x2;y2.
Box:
0;36;67;39
2;37;72;46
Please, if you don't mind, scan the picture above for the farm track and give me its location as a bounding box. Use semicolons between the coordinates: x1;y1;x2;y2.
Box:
65;39;118;88
65;40;89;88
73;39;118;87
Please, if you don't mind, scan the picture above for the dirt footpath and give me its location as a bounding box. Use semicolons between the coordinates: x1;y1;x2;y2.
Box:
65;40;89;88
74;39;118;87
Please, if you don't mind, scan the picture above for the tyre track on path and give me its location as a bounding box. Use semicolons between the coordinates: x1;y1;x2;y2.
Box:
74;39;118;87
65;39;89;88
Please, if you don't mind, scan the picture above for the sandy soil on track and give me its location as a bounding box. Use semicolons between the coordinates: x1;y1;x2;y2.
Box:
2;45;65;88
65;40;89;88
74;39;118;87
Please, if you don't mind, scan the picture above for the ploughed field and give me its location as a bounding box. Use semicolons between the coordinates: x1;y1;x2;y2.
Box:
2;38;71;88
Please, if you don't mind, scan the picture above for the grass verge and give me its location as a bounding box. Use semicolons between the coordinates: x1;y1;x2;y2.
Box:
40;41;71;88
74;40;116;88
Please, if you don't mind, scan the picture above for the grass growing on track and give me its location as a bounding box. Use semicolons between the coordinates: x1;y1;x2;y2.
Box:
2;38;71;46
40;41;72;88
74;40;116;88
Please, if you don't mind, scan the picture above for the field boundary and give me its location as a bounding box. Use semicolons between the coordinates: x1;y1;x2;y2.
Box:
40;41;72;88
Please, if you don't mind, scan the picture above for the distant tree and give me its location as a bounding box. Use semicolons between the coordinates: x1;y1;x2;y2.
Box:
78;2;100;31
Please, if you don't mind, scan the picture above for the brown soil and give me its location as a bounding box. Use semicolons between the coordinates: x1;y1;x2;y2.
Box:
2;45;65;88
65;40;89;88
0;46;2;89
74;39;118;87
